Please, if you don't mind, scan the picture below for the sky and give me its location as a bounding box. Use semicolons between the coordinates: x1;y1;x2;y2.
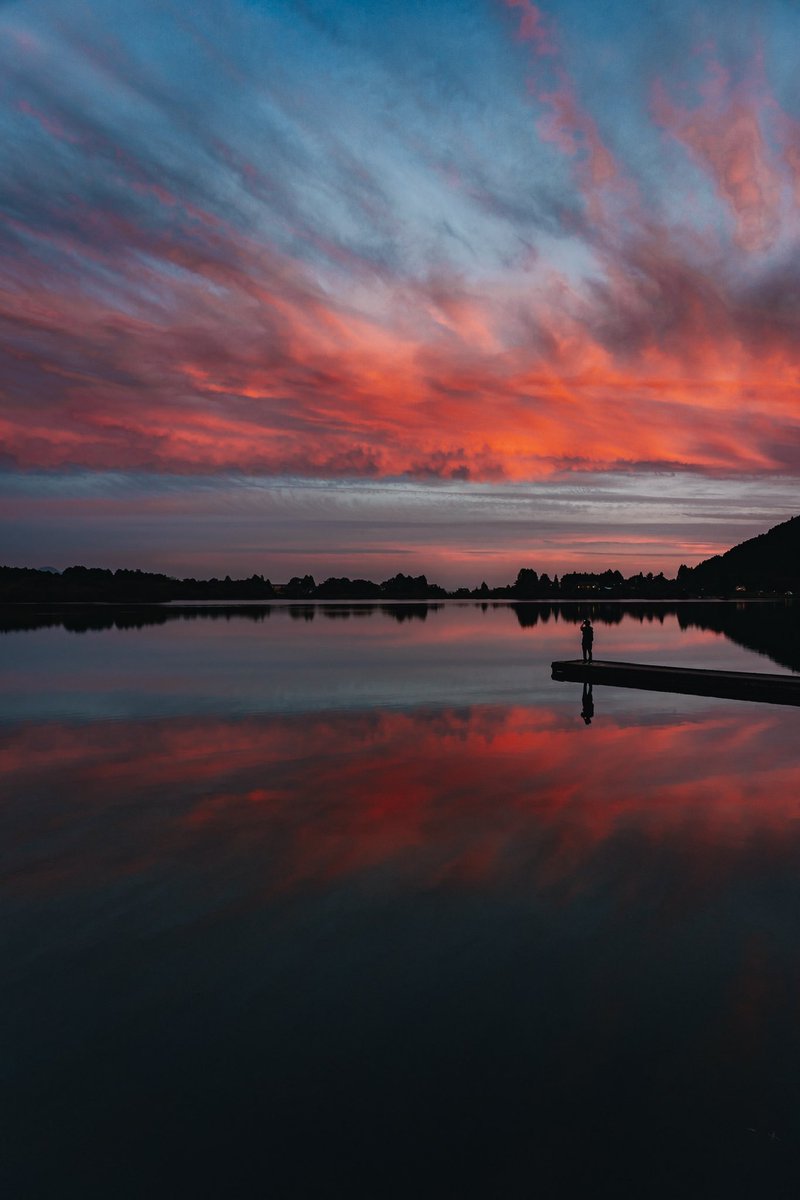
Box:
2;0;800;585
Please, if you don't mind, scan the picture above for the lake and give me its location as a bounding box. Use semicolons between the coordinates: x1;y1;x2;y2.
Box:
3;601;800;1197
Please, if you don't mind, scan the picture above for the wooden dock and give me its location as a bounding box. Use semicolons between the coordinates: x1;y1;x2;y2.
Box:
551;659;800;707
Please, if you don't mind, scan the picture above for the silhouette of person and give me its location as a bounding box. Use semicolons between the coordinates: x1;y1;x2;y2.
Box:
581;680;594;724
580;618;594;662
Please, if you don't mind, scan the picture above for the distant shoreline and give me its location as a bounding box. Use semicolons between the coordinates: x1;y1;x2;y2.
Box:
4;511;799;602
1;596;792;607
2;564;795;604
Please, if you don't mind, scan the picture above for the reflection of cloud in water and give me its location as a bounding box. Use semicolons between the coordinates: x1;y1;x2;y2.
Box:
6;697;800;1197
4;600;799;673
5;702;800;905
3;602;799;729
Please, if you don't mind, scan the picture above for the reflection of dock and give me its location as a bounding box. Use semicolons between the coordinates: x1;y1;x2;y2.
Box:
551;660;800;707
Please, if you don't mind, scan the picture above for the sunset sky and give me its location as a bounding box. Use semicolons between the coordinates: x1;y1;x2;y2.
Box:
3;0;800;585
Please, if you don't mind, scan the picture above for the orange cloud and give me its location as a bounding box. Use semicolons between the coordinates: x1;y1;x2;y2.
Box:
3;213;800;483
5;33;800;487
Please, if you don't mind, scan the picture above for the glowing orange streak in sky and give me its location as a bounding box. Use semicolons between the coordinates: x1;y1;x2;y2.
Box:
3;159;800;480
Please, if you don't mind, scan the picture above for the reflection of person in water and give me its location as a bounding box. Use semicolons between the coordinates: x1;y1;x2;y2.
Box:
581;680;594;725
580;618;594;662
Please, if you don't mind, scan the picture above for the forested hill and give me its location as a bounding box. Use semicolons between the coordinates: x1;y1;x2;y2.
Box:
683;515;800;595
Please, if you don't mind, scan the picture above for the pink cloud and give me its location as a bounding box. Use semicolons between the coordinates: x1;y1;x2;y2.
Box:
502;1;638;232
503;0;555;55
652;69;781;252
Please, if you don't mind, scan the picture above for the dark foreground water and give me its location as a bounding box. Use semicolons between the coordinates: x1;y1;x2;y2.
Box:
3;602;800;1198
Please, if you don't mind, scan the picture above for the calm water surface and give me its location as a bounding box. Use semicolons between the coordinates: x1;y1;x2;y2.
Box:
3;603;800;1197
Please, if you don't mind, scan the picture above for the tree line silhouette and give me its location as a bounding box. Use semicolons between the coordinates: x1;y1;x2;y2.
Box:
0;562;756;605
2;512;798;605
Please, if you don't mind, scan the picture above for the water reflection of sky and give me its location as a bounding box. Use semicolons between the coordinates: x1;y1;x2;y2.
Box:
2;602;797;722
4;608;800;1195
6;704;800;902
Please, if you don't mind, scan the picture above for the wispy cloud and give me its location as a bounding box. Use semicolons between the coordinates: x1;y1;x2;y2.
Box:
2;0;800;569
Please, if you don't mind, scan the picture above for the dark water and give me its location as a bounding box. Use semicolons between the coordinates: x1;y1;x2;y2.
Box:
3;602;800;1198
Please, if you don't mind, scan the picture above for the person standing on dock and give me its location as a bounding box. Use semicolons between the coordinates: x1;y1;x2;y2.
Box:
580;619;594;663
